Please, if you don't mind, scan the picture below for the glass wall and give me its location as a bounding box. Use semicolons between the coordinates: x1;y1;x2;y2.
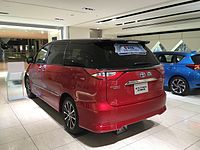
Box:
0;25;62;62
0;38;48;62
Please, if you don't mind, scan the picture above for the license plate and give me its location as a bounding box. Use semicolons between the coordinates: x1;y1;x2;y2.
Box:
134;82;148;95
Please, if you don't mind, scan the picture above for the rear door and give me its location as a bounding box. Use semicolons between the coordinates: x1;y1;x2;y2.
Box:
104;43;164;106
106;66;164;106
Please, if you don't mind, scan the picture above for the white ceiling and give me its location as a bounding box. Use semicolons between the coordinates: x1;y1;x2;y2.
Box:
0;0;200;36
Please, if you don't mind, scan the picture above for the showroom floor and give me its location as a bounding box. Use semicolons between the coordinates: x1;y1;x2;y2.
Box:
0;63;200;150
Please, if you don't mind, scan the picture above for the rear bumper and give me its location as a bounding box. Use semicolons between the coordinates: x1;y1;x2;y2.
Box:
77;92;166;133
189;73;200;89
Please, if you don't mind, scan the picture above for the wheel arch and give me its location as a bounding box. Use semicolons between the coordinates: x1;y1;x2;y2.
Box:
59;93;75;112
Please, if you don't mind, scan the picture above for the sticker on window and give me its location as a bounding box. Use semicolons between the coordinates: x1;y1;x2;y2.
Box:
114;44;146;56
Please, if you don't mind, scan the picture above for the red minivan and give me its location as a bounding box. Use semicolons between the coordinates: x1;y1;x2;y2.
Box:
25;39;166;134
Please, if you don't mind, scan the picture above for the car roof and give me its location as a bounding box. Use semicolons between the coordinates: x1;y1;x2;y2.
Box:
51;39;150;44
153;51;198;56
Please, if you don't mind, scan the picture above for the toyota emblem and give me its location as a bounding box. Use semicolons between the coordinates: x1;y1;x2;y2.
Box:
140;72;146;78
147;72;152;77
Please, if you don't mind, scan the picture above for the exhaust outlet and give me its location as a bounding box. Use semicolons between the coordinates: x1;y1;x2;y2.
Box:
116;125;128;135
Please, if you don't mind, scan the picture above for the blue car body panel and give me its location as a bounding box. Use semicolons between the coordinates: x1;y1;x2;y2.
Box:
154;52;200;91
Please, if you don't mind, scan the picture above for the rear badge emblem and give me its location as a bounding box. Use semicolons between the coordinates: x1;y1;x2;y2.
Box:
140;72;146;78
147;72;152;77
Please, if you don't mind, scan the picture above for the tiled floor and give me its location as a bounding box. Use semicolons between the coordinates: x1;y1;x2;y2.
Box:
0;63;200;150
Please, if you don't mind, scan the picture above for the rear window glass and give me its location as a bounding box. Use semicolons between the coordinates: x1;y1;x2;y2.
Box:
64;41;159;69
114;44;146;56
192;54;200;64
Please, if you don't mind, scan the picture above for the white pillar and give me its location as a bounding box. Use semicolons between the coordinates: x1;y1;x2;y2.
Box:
62;26;69;39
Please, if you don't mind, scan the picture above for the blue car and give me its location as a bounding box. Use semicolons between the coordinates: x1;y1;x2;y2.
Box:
154;51;200;95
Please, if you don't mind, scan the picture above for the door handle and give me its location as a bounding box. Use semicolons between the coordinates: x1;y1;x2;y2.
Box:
79;77;85;81
38;66;46;71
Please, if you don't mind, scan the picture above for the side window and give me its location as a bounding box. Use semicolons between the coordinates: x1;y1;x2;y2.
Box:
46;43;66;65
158;55;167;63
35;45;49;64
157;54;182;63
171;55;184;63
64;43;94;68
165;55;173;63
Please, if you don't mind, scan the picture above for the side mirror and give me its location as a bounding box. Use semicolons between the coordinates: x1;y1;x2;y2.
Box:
27;57;34;64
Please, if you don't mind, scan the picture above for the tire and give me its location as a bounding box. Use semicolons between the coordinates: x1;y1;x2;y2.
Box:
62;97;81;134
169;77;189;96
25;77;36;98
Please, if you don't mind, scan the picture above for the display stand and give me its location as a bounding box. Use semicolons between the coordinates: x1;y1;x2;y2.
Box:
6;62;25;101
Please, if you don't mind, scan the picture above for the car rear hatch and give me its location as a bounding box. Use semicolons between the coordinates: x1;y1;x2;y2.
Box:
73;39;164;107
105;65;164;106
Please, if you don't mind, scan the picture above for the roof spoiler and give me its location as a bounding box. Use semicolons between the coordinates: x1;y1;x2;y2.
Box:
127;40;150;44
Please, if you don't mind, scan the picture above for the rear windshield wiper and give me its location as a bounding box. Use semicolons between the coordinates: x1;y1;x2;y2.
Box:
133;62;153;66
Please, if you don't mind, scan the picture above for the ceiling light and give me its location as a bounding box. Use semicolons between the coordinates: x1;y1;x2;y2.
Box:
0;11;9;15
116;23;123;26
82;7;95;11
54;17;64;21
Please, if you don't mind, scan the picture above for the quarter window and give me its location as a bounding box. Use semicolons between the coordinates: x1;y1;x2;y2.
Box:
176;55;184;62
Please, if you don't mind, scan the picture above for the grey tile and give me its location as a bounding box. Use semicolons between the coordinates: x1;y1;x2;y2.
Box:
32;128;74;150
0;138;37;150
0;125;29;145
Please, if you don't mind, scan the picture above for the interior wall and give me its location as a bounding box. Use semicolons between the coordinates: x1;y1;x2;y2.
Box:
127;31;200;51
69;27;90;39
102;30;117;39
48;30;62;42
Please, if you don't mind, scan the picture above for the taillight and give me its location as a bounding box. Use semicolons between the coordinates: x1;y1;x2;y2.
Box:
92;72;123;80
85;69;123;80
186;64;200;70
91;72;106;79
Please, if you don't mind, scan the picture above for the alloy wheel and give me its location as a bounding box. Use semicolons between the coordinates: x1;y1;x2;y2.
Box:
171;78;187;95
63;101;76;130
